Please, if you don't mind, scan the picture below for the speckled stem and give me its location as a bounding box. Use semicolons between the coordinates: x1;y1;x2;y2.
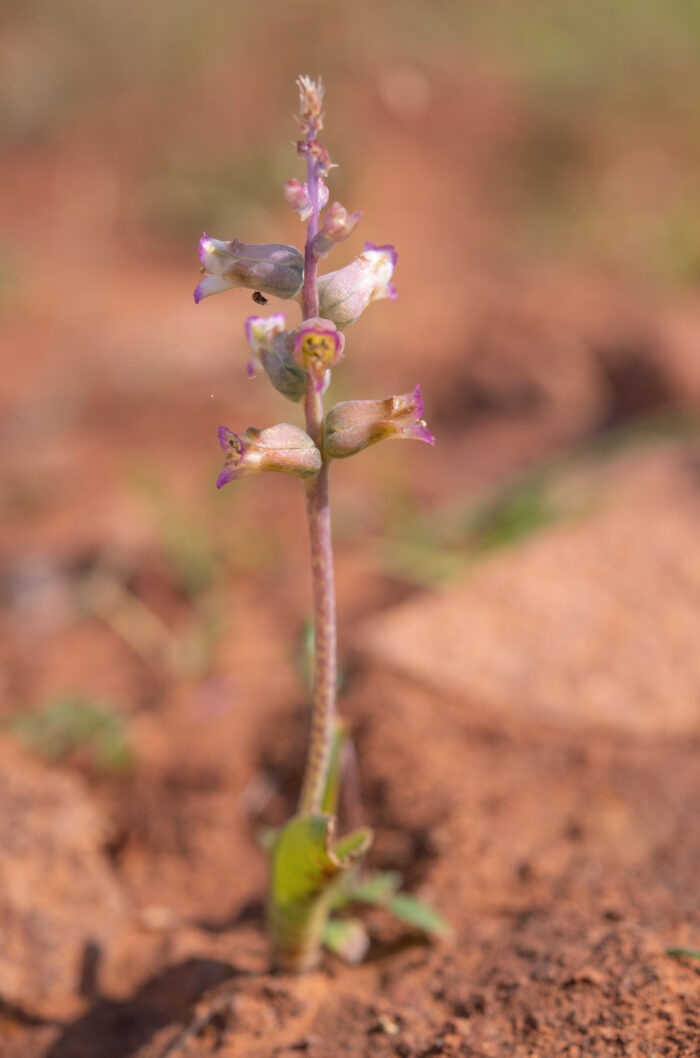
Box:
298;459;336;815
298;143;337;816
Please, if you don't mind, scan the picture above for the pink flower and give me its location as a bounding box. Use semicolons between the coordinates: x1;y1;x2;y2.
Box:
292;318;345;392
284;178;329;222
324;385;435;458
245;314;306;402
244;313;288;377
194;235;304;303
317;242;397;328
217;423;321;488
311;202;362;258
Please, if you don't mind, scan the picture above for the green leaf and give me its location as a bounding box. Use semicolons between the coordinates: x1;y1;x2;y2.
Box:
339;867;449;941
267;813;372;971
271;815;337;906
255;825;280;853
323;916;370;964
332;827;373;864
336;868;448;940
9;696;133;772
468;472;557;554
321;722;347;816
345;870;403;905
667;946;700;961
385;893;451;938
271;815;372;906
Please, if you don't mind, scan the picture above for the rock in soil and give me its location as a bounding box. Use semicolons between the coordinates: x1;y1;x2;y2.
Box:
356;445;700;738
0;739;126;1020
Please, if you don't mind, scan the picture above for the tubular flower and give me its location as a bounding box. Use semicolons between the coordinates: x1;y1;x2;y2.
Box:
245;314;306;402
244;314;287;377
317;242;397;328
324;385;435;459
311;202;362;258
194;235;304;303
284;178;329;222
259;350;306;403
292;318;345;392
216;423;321;489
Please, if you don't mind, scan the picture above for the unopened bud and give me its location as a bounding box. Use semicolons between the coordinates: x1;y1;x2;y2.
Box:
317;242;397;328
284;178;329;222
216;423;321;488
260;349;307;403
297;75;324;138
292;318;345;392
244;314;306;402
194;235;304;303
311;202;362;258
303;138;335;178
324;385;435;458
244;313;286;376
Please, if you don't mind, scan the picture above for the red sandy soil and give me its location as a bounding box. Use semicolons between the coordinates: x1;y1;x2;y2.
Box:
3;533;700;1058
2;324;700;1057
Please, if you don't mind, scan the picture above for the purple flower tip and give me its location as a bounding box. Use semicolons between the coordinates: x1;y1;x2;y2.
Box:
193;284;203;304
198;232;209;267
412;384;424;418
217;425;236;452
216;466;235;489
362;241;398;267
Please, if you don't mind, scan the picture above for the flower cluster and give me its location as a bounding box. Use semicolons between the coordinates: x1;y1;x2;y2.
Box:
194;75;434;489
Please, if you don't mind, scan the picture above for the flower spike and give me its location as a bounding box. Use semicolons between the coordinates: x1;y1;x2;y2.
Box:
195;235;304;303
199;78;440;973
324;385;435;459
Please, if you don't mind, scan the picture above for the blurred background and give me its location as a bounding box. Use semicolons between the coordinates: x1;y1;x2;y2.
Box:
3;0;700;759
4;0;700;778
5;0;700;685
2;0;700;960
